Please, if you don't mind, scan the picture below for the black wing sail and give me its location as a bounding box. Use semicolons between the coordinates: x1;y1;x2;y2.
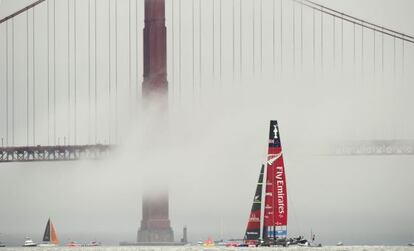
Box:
244;164;265;242
43;219;51;242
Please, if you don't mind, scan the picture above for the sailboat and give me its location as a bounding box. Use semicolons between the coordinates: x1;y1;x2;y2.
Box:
243;121;291;247
38;218;59;247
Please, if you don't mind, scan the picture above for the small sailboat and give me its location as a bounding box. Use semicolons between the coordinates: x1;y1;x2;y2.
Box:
203;237;215;247
38;218;59;247
22;237;37;247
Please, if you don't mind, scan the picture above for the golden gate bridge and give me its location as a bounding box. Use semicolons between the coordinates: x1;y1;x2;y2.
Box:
1;0;414;162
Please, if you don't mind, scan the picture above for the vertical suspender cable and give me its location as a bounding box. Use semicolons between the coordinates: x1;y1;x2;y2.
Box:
240;0;242;77
219;0;222;81
54;0;57;145
280;0;283;73
136;0;139;107
312;8;315;68
33;8;36;145
272;0;275;75
129;0;131;111
353;23;355;69
232;0;235;80
300;3;303;69
6;21;8;146
192;0;195;91
108;0;111;144
373;30;375;73
74;0;77;145
252;0;255;75
292;2;295;71
333;16;335;67
115;0;118;143
361;24;364;74
47;0;50;145
260;0;263;74
12;19;15;146
199;0;202;93
27;13;29;145
67;0;71;145
88;0;91;144
212;0;215;77
393;36;396;78
381;29;384;73
402;39;404;76
171;0;175;100
341;16;343;70
95;0;98;143
179;0;182;99
320;9;323;71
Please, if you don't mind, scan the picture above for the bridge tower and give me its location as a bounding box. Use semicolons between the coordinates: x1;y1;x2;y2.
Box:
137;0;174;244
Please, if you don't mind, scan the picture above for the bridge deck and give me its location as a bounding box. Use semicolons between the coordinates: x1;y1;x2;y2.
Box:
0;145;112;162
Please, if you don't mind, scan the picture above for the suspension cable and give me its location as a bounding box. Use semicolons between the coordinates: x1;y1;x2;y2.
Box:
74;0;77;145
6;20;8;146
47;0;50;145
280;0;283;73
67;0;70;145
240;0;242;77
293;1;295;70
219;0;222;81
33;8;36;145
27;12;29;145
179;0;182;99
88;0;91;144
95;0;98;143
192;0;195;92
54;0;57;145
12;19;15;146
252;0;255;75
115;0;118;143
108;0;111;144
199;0;202;92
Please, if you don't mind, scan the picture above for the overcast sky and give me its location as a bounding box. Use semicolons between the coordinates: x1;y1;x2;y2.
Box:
0;0;414;247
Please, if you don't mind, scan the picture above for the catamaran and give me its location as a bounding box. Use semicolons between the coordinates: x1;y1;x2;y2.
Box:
38;218;59;247
244;120;315;247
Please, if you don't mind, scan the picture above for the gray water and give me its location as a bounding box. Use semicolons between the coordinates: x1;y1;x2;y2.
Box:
0;246;414;251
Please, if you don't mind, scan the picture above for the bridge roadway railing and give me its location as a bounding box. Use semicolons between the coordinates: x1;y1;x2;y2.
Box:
330;140;414;156
0;145;112;162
